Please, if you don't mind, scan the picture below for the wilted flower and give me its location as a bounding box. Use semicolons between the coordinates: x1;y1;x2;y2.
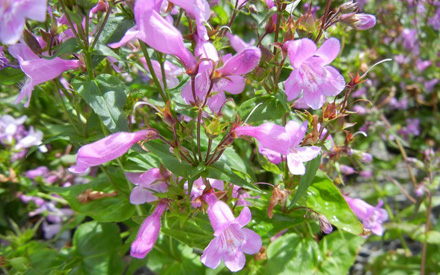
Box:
201;192;262;272
318;214;333;234
284;38;345;109
344;195;388;236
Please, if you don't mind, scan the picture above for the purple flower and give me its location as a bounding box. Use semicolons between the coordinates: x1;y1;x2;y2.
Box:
0;0;48;44
201;193;262;272
284;38;345;109
131;201;168;258
360;152;373;163
8;43;81;107
401;29;419;53
318;214;333;234
344;195;388;236
416;59;431;72
69;130;159;174
425;79;438;93
126;168;169;204
168;0;211;41
285;121;321;175
359;170;373;179
429;7;440;30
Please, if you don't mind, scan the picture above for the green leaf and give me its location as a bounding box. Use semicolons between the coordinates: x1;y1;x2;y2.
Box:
72;221;124;274
237;95;287;123
266;233;318;274
99;17;135;44
123;150;161;172
256;147;282;174
73;74;129;133
305;171;365;235
0;67;25;85
203;160;261;192
290;154;321;207
221;147;257;181
45;172;135;222
49;38;81;58
162;214;213;250
316;231;365;274
144;140;193;177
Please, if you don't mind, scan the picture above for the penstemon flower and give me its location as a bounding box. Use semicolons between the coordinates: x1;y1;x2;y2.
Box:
69;130;159;174
201;192;262;272
284;38;346;109
131;201;168;258
126;168;169;205
343;195;388;236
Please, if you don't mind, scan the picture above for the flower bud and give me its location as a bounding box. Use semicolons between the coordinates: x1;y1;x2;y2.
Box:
217;47;261;76
340;164;355;175
319;214;333;234
340;13;376;30
339;1;357;13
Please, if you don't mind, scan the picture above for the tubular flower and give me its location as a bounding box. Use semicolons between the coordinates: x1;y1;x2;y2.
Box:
201;192;262;272
8;43;81;107
340;13;376;30
343;195;388;236
131;201;168;258
68;130;159;174
0;0;48;44
284;38;346;109
234;123;291;155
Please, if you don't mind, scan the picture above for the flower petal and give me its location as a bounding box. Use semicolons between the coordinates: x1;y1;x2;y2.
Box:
236;207;252;227
287;155;306;175
286;38;317;69
242;228;262;254
315;38;340;66
285;120;308;148
284;70;303;101
320;66;346;97
129;186;157;204
292;146;321;162
223;251;246;272
201;237;223;269
220;75;246;94
303;85;325;109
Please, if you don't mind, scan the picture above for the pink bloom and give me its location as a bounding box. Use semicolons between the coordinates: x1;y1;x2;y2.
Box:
69;130;159;174
340;13;376;30
0;0;48;44
168;0;211;40
343;195;388;236
201;193;262;272
8;43;81;107
131;201;168;258
0;114;26;143
126;168;169;204
284;38;345;109
285;121;321;175
234;123;291;154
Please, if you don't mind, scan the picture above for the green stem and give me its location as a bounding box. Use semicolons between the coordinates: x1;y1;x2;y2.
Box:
36;192;68;204
91;5;112;49
139;42;169;103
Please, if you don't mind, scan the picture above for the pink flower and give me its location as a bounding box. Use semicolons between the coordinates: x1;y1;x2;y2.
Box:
201;193;262;272
0;0;48;44
284;38;345;109
225;32;255;52
68;130;159;174
126;168;169;204
185;177;224;207
131;201;168;258
8;43;81;107
343;195;388;236
284;121;321;175
140;59;183;89
234;123;291;154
